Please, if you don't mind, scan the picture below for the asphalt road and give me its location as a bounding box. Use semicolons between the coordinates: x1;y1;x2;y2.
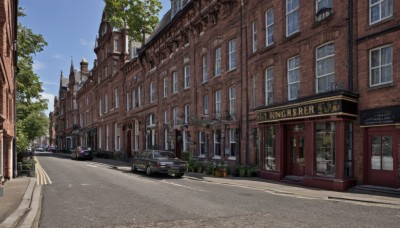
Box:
36;153;400;227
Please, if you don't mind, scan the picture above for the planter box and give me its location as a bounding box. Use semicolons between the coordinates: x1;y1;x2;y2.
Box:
214;169;227;177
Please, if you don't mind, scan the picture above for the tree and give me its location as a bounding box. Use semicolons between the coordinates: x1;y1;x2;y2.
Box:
103;0;162;41
16;7;48;151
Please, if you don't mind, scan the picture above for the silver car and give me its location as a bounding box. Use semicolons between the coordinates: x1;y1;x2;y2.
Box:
131;150;186;178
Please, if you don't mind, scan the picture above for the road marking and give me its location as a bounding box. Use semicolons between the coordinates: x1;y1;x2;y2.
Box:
161;180;205;192
34;157;52;185
87;165;98;168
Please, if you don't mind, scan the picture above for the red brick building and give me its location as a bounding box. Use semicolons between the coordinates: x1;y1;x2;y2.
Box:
54;0;400;190
0;0;17;182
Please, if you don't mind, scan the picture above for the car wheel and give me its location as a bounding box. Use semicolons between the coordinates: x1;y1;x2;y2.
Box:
175;173;184;178
145;166;152;176
131;164;137;172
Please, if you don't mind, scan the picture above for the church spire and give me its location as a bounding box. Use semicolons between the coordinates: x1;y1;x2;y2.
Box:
70;57;74;73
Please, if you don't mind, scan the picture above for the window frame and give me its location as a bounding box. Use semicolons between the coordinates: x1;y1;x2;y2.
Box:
369;0;393;25
316;42;335;93
265;67;274;106
369;45;393;87
252;21;257;53
286;0;300;37
265;9;274;46
184;65;190;89
287;55;300;101
228;39;237;71
150;81;155;103
172;72;178;94
215;47;222;76
202;55;208;82
229;85;236;116
163;77;168;98
215;90;221;118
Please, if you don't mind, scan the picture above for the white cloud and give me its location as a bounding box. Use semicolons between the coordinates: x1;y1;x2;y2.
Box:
33;60;46;71
41;92;55;116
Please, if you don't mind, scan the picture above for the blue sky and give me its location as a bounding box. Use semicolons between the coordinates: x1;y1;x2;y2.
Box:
19;0;170;116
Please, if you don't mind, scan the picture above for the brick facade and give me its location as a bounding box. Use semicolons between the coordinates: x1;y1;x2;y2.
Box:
54;0;400;190
0;0;17;182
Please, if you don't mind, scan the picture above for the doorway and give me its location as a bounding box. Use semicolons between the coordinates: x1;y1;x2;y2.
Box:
288;124;305;176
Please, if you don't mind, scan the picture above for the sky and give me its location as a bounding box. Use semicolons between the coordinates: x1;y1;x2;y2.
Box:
19;0;171;116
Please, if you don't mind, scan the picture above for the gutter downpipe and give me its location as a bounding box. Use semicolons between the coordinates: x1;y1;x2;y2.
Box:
240;0;249;165
13;0;19;178
348;0;353;91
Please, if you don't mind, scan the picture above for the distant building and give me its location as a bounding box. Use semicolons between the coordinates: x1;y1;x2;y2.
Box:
0;0;18;182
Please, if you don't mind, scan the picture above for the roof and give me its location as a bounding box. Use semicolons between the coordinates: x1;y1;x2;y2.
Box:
145;10;172;45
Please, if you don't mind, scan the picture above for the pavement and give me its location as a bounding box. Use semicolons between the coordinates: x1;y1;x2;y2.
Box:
1;153;400;227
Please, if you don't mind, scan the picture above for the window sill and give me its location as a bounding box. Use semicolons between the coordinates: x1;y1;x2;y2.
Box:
226;68;237;74
283;31;301;42
228;156;236;160
212;156;221;160
369;16;394;28
198;155;205;158
368;82;394;91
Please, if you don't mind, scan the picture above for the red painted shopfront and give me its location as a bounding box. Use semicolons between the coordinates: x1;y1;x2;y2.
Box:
360;106;400;188
256;92;358;191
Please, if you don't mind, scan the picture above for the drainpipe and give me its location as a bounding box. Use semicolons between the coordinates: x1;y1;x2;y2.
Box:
348;0;353;91
13;0;19;178
239;0;249;165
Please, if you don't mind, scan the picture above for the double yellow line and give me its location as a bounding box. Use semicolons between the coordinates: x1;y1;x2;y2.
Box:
34;157;52;185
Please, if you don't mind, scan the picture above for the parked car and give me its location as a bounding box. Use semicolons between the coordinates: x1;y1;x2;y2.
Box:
35;146;44;152
48;145;57;152
132;150;186;178
71;146;93;160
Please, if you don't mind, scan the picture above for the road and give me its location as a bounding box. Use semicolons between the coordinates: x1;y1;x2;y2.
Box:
35;153;400;227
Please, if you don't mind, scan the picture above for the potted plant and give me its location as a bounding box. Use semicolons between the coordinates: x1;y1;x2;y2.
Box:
207;162;216;175
238;165;246;177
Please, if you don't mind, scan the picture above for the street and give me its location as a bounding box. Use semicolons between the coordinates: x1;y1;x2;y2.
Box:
36;153;400;227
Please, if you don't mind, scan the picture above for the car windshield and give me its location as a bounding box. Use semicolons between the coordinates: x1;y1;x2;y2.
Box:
153;151;176;159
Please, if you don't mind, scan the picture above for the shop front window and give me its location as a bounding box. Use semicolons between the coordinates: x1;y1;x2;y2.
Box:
371;135;393;171
265;126;276;171
315;122;335;177
344;122;353;178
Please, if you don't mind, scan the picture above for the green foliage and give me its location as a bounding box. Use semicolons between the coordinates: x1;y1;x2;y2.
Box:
103;0;162;41
16;8;49;151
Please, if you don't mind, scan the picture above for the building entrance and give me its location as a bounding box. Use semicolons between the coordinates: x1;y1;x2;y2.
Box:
287;124;305;176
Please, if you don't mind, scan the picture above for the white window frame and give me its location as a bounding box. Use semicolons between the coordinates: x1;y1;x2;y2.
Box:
369;45;393;87
184;104;190;124
164;129;169;150
229;129;237;158
266;9;274;46
369;0;393;25
173;107;178;126
229;86;236;115
150;81;155;103
172;72;178;93
228;39;237;71
287;56;300;101
203;94;209;115
213;130;221;158
115;123;120;151
184;65;190;89
202;55;208;82
316;42;335;93
215;90;221;118
286;0;300;37
252;21;257;53
265;67;274;106
132;89;136;109
163;77;168;97
114;36;119;52
115;88;119;108
199;132;206;156
215;47;221;76
164;110;168;124
106;124;109;150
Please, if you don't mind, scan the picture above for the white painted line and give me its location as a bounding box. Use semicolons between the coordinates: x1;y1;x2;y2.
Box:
161;180;205;192
87;165;98;168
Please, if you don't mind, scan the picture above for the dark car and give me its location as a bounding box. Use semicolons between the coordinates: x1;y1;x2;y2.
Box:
132;150;186;178
48;145;57;152
71;146;93;160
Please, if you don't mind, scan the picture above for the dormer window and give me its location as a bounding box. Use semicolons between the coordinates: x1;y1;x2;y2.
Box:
101;24;107;36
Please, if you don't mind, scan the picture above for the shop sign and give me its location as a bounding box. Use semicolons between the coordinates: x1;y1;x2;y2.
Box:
256;95;358;123
360;106;400;126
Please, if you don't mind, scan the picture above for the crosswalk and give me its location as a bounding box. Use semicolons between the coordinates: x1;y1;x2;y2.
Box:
34;157;52;185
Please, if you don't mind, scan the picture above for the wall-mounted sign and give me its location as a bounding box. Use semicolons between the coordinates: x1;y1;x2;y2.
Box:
256;93;358;123
360;106;400;126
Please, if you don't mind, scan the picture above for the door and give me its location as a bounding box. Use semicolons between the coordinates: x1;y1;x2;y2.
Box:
289;134;305;176
368;133;397;187
126;130;132;157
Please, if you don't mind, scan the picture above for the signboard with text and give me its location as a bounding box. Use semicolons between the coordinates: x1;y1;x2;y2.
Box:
360;106;400;126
